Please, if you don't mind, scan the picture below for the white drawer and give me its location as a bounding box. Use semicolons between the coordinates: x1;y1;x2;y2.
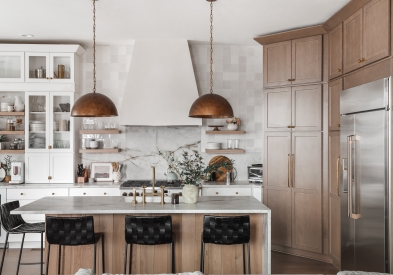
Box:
69;188;120;196
203;187;251;196
7;188;68;200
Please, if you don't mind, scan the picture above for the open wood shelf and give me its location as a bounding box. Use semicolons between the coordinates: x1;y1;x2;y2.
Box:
0;112;25;116
79;129;120;134
0;131;24;135
79;148;120;154
206;130;245;135
0;150;25;154
205;149;245;154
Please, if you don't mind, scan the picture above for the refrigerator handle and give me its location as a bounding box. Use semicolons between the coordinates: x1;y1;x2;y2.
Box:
348;135;361;220
336;156;341;196
287;154;291;188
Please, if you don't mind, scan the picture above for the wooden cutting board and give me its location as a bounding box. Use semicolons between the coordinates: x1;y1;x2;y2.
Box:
208;155;233;182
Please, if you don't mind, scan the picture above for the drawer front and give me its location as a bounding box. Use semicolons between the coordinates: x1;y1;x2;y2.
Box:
69;188;120;196
203;187;251;196
7;188;68;200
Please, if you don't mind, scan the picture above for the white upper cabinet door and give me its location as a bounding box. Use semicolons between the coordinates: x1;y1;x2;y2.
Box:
25;52;50;82
0;52;24;82
50;153;74;183
48;53;75;83
25;153;50;183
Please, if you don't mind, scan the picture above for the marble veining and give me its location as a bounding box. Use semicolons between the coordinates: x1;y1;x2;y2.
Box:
12;196;270;214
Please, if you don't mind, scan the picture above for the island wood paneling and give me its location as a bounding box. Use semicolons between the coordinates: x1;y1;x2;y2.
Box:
46;213;267;275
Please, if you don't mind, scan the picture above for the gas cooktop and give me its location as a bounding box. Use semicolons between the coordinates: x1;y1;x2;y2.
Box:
120;180;183;189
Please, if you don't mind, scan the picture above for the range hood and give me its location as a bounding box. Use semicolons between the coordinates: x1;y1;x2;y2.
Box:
120;40;202;126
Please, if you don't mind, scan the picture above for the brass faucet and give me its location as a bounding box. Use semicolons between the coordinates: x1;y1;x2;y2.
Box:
139;167;166;204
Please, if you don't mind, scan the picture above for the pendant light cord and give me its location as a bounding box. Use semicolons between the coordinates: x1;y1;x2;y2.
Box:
209;0;214;94
93;0;97;94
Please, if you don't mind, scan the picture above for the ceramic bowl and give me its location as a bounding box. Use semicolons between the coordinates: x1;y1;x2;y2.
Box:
89;141;99;149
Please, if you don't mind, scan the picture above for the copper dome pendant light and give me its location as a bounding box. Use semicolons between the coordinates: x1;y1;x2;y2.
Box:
71;0;118;117
189;0;233;118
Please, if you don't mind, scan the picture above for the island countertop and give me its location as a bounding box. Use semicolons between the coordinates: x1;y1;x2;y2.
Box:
12;196;270;215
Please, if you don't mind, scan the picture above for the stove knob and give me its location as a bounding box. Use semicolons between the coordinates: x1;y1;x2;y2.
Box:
128;192;133;196
122;192;127;196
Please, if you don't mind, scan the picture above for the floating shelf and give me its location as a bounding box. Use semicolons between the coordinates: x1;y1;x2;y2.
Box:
0;150;25;154
206;130;246;135
79;129;120;134
205;149;245;154
79;148;120;154
0;112;25;116
0;131;24;135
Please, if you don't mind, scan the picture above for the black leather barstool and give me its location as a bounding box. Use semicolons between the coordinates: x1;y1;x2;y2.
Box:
200;215;251;274
124;216;174;274
45;216;104;275
0;200;44;275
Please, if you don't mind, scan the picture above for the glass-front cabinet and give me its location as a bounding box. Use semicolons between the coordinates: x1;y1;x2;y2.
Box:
25;92;74;153
0;52;24;82
25;52;74;83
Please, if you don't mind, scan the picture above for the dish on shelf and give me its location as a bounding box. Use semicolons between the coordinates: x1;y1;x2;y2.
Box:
207;125;224;131
30;120;45;124
206;142;222;150
29;136;45;148
0;167;5;181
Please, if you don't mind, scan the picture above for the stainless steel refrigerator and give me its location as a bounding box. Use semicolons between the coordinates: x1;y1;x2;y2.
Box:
340;78;391;272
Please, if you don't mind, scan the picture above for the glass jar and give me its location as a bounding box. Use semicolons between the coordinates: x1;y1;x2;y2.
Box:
6;116;13;131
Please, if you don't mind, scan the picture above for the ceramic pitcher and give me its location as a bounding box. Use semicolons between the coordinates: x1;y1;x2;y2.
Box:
14;96;24;112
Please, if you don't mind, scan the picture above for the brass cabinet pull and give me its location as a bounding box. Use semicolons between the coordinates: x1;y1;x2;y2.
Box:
104;192;107;195
287;126;295;128
336;157;341;196
337;69;341;72
48;145;52;149
20;193;23;195
291;154;294;188
52;193;55;195
50;77;53;80
46;77;49;80
215;192;218;195
338;124;340;127
236;192;238;194
48;176;52;180
288;79;292;82
288;154;291;188
83;192;86;195
358;59;362;63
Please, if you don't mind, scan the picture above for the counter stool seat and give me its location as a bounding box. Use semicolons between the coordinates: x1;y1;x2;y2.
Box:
0;200;45;275
200;215;251;274
124;216;174;274
45;216;104;275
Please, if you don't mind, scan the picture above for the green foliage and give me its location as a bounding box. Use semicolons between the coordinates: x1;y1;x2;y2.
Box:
178;150;205;185
2;155;13;172
0;135;6;142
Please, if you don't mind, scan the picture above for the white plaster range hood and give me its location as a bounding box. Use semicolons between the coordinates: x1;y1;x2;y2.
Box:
120;40;202;126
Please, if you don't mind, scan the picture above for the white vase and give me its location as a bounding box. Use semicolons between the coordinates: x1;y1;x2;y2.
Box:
14;96;24;112
182;184;199;204
112;171;122;183
227;123;238;131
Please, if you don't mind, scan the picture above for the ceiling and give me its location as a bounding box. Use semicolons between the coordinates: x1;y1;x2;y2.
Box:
0;0;351;46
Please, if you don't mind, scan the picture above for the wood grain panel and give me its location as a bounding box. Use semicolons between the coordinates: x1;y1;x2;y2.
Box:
364;0;391;65
291;36;323;85
329;24;343;79
263;41;292;88
254;25;327;45
328;131;341;196
328;79;342;131
272;244;334;263
264;87;292;131
329;195;341;268
343;8;363;73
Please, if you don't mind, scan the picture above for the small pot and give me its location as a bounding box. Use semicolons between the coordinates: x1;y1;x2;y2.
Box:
4;175;11;183
35;67;46;78
227;123;238;131
182;184;199;204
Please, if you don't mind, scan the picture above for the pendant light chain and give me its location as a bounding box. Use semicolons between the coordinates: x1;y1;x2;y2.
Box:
93;0;97;94
209;0;214;94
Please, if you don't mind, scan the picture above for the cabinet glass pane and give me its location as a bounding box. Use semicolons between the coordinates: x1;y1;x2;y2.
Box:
52;56;71;80
28;95;47;149
53;95;71;149
28;56;47;79
0;56;21;79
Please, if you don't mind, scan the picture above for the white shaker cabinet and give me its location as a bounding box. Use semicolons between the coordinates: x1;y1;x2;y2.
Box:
69;188;121;197
0;52;24;82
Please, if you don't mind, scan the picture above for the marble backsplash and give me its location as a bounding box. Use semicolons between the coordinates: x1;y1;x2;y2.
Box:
80;44;263;181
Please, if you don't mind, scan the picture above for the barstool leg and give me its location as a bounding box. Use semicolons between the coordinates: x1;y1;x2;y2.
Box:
200;241;205;273
40;232;43;275
46;244;51;275
171;241;174;273
93;243;97;275
247;242;251;274
129;244;132;274
243;243;246;274
101;235;105;273
57;245;61;275
16;233;25;275
123;243;128;275
0;232;9;275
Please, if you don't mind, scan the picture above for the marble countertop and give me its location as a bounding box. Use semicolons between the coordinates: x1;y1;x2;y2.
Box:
12;196;270;214
0;182;121;189
202;180;263;187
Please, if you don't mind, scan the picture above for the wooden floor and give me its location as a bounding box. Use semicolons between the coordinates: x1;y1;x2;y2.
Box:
0;248;339;275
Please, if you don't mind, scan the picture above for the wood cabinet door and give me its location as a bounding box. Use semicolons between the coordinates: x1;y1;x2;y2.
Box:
263;41;292;88
291;85;322;131
291;131;322;253
328;131;341;268
328;79;342;131
264;87;292;131
329;24;343;79
264;132;292;247
363;0;390;66
291;35;322;85
343;9;363;73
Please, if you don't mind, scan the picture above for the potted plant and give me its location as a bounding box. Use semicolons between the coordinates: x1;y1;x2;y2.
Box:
226;117;241;131
2;155;13;182
158;149;182;182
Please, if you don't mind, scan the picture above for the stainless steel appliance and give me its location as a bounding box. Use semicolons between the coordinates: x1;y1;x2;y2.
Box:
248;164;263;183
340;78;391;272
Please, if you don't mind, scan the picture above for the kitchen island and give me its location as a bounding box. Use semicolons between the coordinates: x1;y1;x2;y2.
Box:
12;196;271;275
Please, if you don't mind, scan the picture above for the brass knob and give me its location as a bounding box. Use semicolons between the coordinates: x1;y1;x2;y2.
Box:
104;192;107;195
337;69;341;72
50;77;53;80
48;176;52;180
361;58;365;62
236;192;238;194
292;79;295;81
46;77;49;80
215;192;218;194
287;126;292;128
338;124;340;127
128;192;132;196
83;192;86;195
288;79;292;81
122;192;127;196
48;145;52;149
20;193;23;195
52;193;55;195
